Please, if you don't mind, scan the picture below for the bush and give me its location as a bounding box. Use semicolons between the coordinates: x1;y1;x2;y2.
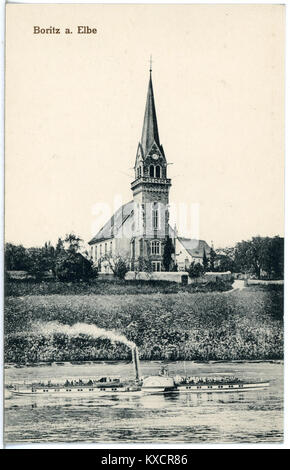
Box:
114;258;129;280
55;252;97;281
187;262;205;279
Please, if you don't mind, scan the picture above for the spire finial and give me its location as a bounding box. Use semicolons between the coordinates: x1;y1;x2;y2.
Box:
149;55;153;74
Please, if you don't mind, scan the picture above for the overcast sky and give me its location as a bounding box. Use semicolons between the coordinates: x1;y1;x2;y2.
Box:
5;3;284;249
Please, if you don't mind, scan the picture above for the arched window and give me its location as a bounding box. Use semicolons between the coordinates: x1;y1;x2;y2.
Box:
151;240;161;255
155;165;161;178
110;241;112;253
149;165;155;177
137;166;142;178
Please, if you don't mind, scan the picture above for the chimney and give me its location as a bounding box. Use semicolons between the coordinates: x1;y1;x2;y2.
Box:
132;346;140;381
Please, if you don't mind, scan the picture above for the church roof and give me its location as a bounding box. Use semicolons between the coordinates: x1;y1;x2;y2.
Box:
140;72;160;157
88;200;134;245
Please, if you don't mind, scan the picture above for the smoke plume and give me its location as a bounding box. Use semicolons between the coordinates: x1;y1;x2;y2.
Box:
32;321;136;349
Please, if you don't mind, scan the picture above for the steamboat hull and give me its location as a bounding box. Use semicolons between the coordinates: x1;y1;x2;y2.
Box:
11;386;142;397
177;382;270;393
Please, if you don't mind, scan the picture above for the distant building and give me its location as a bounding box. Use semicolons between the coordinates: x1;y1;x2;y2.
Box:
89;69;210;273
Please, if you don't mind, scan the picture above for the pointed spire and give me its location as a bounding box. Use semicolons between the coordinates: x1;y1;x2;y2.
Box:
140;68;160;157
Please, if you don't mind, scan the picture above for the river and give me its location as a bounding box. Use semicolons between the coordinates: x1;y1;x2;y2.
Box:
4;360;283;445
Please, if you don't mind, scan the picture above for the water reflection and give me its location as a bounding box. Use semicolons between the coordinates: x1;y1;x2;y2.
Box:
5;360;283;444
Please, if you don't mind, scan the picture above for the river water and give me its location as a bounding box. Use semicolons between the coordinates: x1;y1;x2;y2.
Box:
4;360;283;445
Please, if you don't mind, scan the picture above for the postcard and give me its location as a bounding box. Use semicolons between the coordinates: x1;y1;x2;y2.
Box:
4;3;285;446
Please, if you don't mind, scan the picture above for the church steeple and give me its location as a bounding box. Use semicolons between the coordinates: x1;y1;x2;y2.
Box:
140;72;160;158
131;67;171;198
130;66;172;272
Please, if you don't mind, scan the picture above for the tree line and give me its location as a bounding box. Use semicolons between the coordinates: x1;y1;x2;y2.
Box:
5;234;284;281
188;235;284;280
5;234;97;281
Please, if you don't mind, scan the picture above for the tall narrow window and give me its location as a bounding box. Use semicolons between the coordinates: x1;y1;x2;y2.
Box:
150;165;154;177
139;239;143;257
105;243;107;254
155;165;160;178
94;246;97;261
110;241;112;253
131;239;135;259
100;244;102;256
152;207;159;229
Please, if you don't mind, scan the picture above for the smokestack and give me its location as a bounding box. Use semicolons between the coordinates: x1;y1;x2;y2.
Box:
132;346;140;381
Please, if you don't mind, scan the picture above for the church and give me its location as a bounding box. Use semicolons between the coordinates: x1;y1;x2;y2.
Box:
88;69;210;273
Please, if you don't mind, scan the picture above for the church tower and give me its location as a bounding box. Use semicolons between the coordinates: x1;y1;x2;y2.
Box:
131;68;171;271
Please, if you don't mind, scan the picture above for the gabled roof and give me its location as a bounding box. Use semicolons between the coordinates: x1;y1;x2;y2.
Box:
169;226;211;258
178;237;211;259
88;200;134;245
140;72;160;157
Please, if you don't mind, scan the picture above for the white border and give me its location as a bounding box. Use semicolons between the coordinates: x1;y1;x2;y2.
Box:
1;0;289;450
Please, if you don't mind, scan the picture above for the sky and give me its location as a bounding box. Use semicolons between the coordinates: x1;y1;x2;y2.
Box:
5;3;284;249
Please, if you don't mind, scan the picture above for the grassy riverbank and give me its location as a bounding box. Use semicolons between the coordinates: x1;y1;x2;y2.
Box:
5;278;232;297
5;280;283;363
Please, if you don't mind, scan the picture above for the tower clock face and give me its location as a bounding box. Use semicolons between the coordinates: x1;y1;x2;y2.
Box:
152;153;159;160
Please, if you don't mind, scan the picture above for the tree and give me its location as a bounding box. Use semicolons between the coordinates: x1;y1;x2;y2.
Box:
268;236;284;279
215;254;235;272
54;233;97;281
187;261;205;279
209;247;216;272
202;249;209;271
4;243;29;271
215;247;236;272
55;251;97;281
102;254;129;280
163;237;175;271
55;237;65;256
234;236;284;279
26;247;53;280
134;256;153;279
64;233;83;253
